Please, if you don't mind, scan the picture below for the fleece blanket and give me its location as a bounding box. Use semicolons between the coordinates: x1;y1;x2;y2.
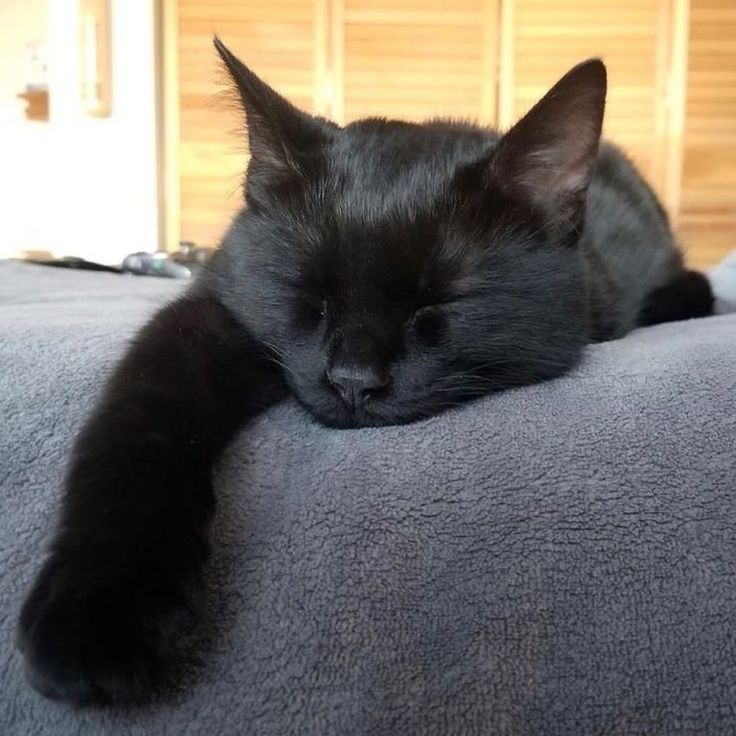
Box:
1;260;735;735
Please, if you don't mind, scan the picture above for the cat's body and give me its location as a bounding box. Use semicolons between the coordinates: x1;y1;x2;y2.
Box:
18;44;712;704
582;143;702;337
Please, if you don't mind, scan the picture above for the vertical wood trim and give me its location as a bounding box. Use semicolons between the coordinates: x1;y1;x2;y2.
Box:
314;0;329;115
79;0;113;117
481;0;499;125
162;0;181;251
497;0;515;129
153;0;166;251
330;0;345;123
652;0;672;200
663;0;690;226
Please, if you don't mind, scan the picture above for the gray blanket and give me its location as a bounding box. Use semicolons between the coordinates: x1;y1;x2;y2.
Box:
1;260;735;735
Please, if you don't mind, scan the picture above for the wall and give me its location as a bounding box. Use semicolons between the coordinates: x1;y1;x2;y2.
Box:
0;0;160;264
0;0;51;259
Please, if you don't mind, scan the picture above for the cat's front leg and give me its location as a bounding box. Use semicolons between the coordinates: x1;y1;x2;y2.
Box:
17;294;286;704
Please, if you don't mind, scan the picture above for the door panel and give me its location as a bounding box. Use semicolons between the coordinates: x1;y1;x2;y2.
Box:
679;0;736;267
498;0;675;208
175;0;323;245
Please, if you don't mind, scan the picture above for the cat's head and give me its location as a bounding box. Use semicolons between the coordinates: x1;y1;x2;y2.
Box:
212;39;606;428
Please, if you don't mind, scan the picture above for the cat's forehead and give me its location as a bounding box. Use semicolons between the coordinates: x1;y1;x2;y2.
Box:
335;119;493;162
326;120;496;210
281;121;501;292
267;120;500;297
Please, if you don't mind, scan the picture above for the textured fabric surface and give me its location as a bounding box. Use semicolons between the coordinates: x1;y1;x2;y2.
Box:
1;260;735;735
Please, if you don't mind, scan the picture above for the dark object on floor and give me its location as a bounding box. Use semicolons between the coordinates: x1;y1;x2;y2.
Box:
3;261;736;733
21;251;199;279
121;251;192;279
21;256;122;273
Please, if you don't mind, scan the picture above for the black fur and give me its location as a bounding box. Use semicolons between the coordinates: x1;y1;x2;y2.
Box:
638;270;714;326
18;40;712;704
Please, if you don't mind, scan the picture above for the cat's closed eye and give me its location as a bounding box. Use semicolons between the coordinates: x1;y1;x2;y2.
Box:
409;304;448;346
295;297;328;331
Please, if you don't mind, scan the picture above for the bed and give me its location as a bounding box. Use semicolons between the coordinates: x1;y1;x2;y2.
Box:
2;260;735;734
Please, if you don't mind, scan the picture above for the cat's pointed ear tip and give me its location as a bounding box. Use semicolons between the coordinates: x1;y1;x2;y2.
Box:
212;37;257;83
570;58;607;89
213;35;231;62
212;36;243;68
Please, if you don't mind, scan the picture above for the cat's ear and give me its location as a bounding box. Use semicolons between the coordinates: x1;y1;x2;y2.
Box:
213;37;335;180
487;59;607;237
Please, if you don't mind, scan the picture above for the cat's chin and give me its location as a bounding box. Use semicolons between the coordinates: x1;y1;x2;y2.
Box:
312;410;420;430
292;392;433;430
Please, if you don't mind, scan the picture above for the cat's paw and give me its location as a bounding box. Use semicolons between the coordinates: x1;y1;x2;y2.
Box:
17;552;201;705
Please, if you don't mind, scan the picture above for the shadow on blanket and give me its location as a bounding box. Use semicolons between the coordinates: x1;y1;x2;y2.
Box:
2;261;735;735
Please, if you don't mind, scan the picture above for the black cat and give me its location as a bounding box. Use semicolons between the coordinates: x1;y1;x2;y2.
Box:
17;39;712;705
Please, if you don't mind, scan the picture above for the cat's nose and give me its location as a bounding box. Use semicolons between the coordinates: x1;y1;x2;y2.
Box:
326;365;388;411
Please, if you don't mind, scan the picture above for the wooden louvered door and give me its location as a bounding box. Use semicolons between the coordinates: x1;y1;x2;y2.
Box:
331;0;499;124
166;0;732;266
497;0;685;217
679;0;736;267
169;0;327;247
167;0;501;248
